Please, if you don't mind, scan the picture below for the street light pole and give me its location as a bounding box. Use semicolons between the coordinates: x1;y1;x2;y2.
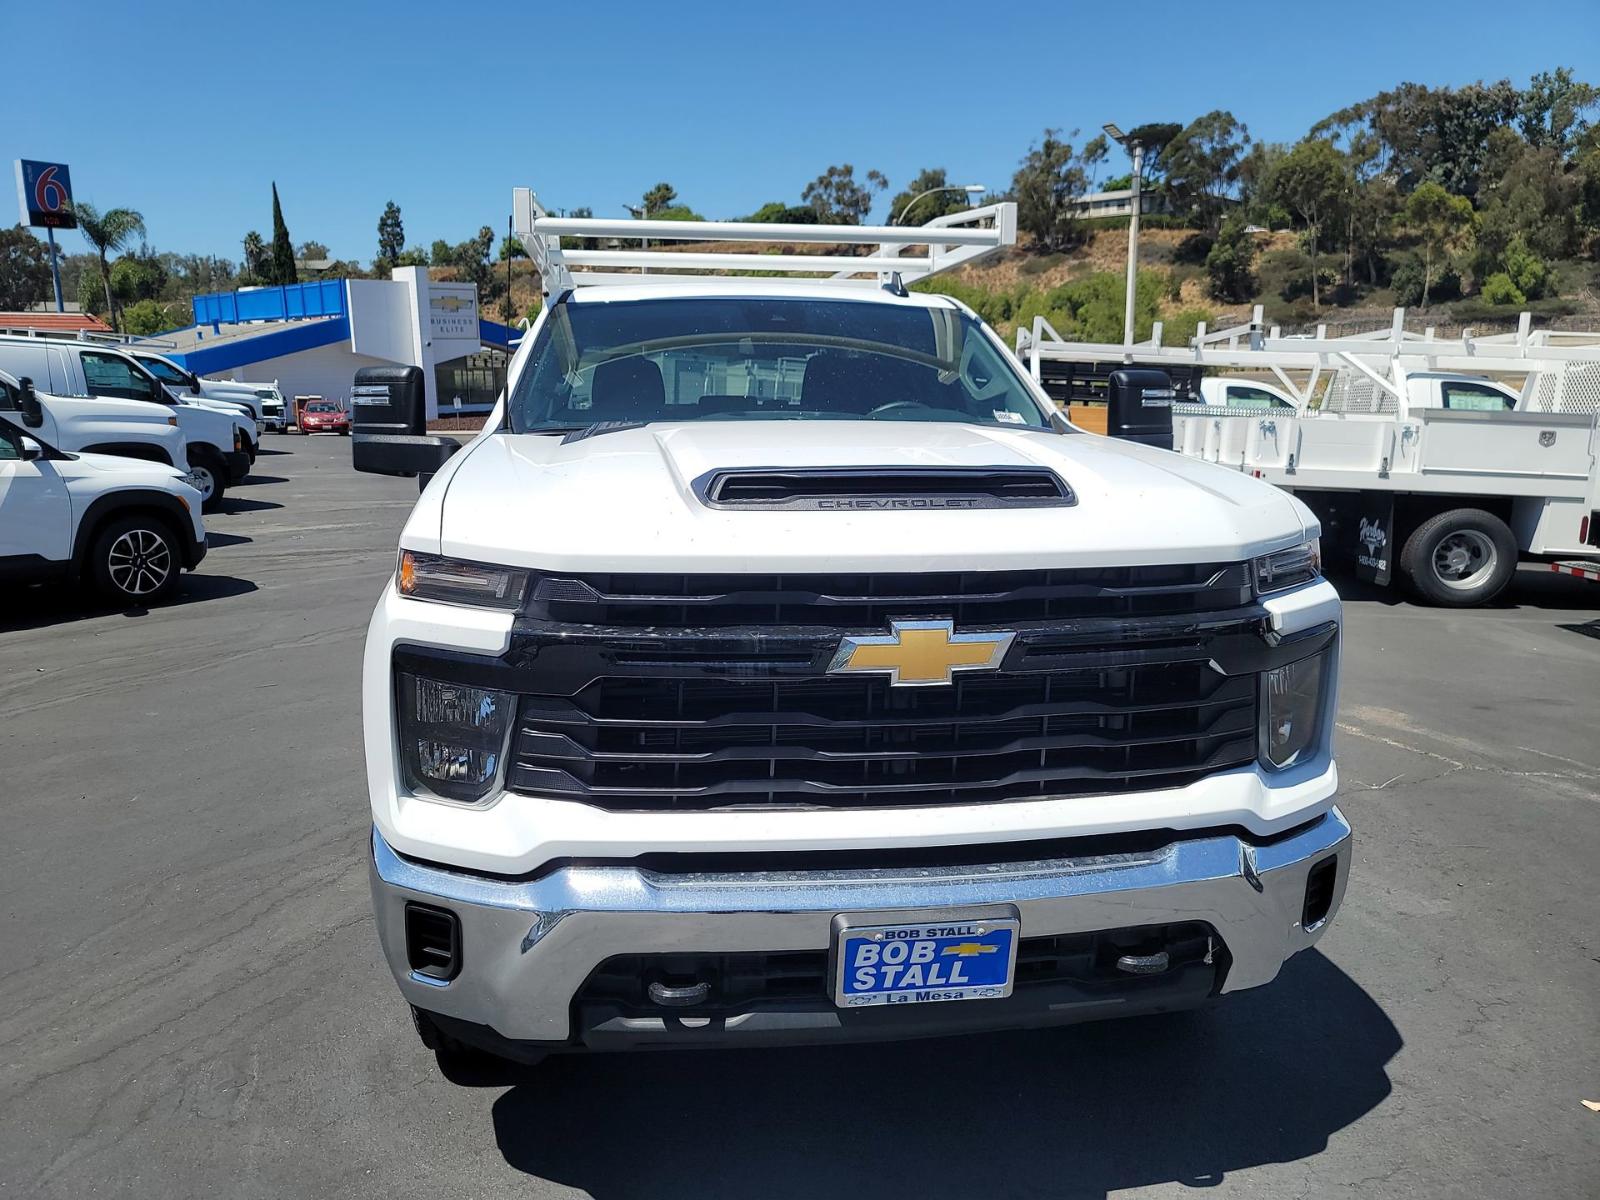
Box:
623;203;648;274
1122;142;1144;353
1103;123;1144;354
893;183;987;226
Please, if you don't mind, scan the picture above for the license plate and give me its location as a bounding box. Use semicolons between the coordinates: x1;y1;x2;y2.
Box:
833;912;1019;1008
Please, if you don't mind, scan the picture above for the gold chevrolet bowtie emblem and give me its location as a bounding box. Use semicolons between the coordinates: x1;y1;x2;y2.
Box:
828;620;1014;687
943;942;999;957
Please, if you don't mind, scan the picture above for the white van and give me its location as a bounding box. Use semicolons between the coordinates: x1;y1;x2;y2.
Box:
0;337;249;511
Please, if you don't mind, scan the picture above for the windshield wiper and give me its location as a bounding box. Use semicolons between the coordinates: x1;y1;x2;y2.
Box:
558;420;650;444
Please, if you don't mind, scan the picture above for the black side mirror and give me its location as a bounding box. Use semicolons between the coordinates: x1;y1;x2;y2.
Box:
17;377;43;429
188;374;202;395
353;433;461;487
350;365;454;488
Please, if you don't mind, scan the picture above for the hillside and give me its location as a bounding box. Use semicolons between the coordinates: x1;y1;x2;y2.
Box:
477;225;1600;345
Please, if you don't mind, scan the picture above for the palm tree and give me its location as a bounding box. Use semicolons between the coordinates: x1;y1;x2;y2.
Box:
72;202;146;332
242;230;267;281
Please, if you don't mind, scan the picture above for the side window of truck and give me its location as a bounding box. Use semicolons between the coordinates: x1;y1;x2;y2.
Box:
81;352;158;403
1225;385;1292;410
0;377;16;411
1440;382;1515;412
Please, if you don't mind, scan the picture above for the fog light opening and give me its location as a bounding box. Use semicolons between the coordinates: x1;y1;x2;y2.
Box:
1302;857;1338;930
405;902;462;981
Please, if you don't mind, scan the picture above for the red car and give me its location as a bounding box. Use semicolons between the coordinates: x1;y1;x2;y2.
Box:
300;401;350;435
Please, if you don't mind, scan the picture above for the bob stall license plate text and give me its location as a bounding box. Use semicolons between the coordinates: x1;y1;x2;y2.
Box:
833;914;1019;1008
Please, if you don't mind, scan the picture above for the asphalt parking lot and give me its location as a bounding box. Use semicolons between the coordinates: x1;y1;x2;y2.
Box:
1;432;1597;1199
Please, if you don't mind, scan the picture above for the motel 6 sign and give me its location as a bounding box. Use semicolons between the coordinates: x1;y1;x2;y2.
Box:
15;160;77;229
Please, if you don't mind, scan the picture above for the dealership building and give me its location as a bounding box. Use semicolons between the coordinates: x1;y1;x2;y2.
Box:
138;267;517;420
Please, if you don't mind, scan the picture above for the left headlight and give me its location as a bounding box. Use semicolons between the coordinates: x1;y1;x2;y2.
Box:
1260;648;1329;771
398;672;514;803
1254;539;1321;595
397;549;529;609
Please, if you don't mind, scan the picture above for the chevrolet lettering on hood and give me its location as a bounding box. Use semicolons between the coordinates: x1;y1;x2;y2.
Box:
816;496;981;509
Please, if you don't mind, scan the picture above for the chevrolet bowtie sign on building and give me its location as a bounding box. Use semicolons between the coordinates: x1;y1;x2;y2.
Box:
828;620;1014;686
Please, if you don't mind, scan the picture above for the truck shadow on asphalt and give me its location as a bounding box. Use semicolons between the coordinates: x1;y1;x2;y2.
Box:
215;496;283;514
486;950;1398;1198
0;574;258;633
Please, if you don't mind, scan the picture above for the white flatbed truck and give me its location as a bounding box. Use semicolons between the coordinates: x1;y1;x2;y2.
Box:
1017;309;1600;605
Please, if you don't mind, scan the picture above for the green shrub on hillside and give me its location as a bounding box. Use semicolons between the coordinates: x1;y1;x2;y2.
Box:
1044;270;1165;343
918;269;1203;344
1161;307;1214;346
1500;235;1551;300
1392;258;1462;307
1480;273;1526;306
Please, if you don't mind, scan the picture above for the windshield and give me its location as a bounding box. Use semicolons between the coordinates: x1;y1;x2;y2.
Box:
507;297;1052;433
308;403;339;412
140;357;187;384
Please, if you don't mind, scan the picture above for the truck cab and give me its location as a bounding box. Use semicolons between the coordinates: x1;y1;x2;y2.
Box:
1197;377;1300;410
351;198;1349;1073
1402;372;1519;412
129;350;263;426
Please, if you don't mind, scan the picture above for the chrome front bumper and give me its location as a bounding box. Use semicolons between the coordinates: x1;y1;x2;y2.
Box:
369;807;1351;1046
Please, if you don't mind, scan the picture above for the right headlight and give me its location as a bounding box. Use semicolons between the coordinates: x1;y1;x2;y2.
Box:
1260;648;1329;771
397;549;529;610
1254;538;1321;595
398;672;514;803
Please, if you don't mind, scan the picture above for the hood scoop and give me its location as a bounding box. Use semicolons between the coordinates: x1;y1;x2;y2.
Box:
698;466;1075;511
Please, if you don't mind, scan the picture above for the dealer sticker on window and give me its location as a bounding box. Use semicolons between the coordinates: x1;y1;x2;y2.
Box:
833;913;1020;1007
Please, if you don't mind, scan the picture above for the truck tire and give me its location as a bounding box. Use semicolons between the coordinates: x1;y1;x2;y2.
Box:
410;1005;531;1080
88;514;183;606
1398;508;1518;607
188;452;228;514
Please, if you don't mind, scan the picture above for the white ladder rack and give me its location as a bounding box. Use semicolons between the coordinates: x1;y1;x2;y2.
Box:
513;188;1017;298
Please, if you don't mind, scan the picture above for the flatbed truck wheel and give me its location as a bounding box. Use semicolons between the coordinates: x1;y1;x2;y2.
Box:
1399;508;1518;607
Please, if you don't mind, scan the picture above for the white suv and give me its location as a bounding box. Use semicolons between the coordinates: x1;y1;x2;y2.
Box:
0;414;207;606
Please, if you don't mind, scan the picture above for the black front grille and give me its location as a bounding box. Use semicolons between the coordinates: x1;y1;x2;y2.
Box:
527;561;1253;628
392;563;1309;815
508;658;1258;810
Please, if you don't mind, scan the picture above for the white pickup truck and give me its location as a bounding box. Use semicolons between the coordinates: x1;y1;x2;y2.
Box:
0;367;189;473
352;200;1349;1073
129;349;263;430
0;337;250;511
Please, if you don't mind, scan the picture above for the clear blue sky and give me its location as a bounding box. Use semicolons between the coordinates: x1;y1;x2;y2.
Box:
11;0;1596;265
